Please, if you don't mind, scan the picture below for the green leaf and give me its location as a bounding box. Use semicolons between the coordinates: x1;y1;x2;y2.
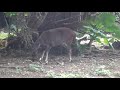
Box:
95;37;102;44
97;13;116;27
103;38;109;45
109;38;115;43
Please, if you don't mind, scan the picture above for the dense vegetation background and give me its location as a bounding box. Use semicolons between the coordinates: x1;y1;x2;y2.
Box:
0;12;120;55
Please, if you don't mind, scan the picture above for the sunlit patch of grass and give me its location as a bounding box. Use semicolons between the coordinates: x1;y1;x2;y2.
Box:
113;71;120;77
0;31;17;49
45;70;56;78
58;73;82;78
16;66;23;73
0;31;16;39
45;71;83;78
0;31;8;39
94;65;112;77
28;64;45;72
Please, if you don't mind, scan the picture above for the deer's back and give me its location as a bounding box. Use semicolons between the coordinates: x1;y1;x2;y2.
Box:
39;27;76;46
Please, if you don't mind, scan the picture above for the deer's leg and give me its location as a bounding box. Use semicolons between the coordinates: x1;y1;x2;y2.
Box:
45;47;51;64
39;50;46;61
68;47;72;62
65;45;72;62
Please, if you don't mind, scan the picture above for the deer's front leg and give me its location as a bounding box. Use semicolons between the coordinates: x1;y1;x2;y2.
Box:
68;48;72;62
45;47;51;64
39;50;45;61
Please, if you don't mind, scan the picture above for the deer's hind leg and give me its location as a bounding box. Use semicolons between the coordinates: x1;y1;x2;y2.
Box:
44;47;51;64
67;46;72;62
64;44;72;62
39;50;46;61
69;48;72;62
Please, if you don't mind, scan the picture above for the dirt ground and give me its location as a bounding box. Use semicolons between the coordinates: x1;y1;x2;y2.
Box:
0;49;120;78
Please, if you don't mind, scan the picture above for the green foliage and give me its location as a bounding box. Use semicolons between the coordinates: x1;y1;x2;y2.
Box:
97;12;116;27
46;70;82;78
28;64;45;72
4;12;29;36
80;12;120;48
16;67;23;73
4;12;17;17
95;65;112;76
0;31;17;40
0;31;8;39
4;12;29;17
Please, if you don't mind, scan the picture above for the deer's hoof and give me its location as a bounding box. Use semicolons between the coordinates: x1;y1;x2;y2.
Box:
69;60;72;62
39;58;42;61
45;60;48;64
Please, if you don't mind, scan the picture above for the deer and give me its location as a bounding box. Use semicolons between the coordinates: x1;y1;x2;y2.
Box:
31;27;76;64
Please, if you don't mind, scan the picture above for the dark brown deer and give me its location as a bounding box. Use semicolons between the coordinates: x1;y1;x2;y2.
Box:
31;27;76;64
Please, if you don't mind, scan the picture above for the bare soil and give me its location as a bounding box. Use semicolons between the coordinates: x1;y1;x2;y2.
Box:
0;49;120;78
